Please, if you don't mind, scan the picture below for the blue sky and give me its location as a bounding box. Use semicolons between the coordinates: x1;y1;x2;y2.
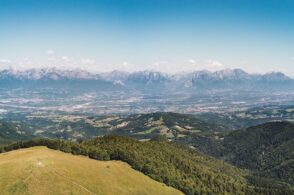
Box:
0;0;294;75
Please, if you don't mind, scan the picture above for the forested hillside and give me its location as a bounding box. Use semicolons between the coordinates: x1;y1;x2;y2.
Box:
0;112;228;144
111;112;227;139
0;121;32;144
185;121;294;187
1;135;293;194
222;121;294;185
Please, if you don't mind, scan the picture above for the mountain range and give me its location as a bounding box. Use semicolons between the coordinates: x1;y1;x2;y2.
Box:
0;68;293;92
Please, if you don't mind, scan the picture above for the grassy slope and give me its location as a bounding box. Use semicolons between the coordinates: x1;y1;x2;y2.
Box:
0;136;251;194
0;146;182;195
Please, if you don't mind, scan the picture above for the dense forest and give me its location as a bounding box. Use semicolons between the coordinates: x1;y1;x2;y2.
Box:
184;121;294;189
1;135;293;195
222;121;294;185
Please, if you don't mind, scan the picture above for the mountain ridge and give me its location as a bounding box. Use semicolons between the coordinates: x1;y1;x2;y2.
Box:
1;67;292;80
0;68;293;92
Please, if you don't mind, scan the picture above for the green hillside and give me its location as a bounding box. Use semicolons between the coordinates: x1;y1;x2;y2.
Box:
186;121;294;188
83;136;249;194
0;112;227;142
83;135;294;194
0;146;182;195
109;112;227;140
222;121;294;185
1;136;252;195
0;121;32;145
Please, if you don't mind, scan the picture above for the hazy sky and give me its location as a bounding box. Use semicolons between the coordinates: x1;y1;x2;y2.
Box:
0;0;294;75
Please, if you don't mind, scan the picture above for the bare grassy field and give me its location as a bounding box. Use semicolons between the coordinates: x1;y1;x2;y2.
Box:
0;146;182;195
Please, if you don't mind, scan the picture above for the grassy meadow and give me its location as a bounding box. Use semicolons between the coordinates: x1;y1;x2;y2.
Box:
0;146;182;195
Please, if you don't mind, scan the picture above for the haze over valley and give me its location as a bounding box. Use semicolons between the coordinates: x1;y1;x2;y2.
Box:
1;68;293;115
